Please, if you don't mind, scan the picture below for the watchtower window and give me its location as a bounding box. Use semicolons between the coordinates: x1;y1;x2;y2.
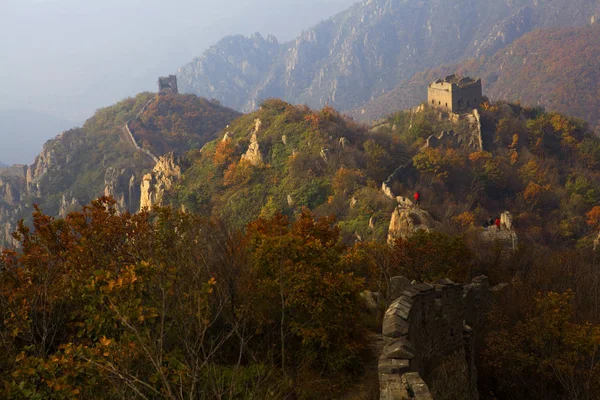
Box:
438;101;441;105
432;100;434;105
445;103;448;107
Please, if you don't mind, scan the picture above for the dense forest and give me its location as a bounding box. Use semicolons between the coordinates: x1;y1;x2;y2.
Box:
1;98;600;399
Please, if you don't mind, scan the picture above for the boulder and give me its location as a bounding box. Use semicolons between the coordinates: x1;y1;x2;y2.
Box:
395;196;413;208
387;206;436;243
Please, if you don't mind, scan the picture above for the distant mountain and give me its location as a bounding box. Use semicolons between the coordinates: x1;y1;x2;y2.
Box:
0;161;7;169
0;109;75;165
352;23;600;130
178;0;600;114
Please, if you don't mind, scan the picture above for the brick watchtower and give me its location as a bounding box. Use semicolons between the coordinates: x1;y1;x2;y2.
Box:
158;75;179;95
428;74;482;113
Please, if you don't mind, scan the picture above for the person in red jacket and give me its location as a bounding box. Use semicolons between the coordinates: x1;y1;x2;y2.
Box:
495;217;501;231
414;191;420;206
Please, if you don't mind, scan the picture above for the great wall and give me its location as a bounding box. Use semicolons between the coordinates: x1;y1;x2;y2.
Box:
121;75;180;164
377;276;506;399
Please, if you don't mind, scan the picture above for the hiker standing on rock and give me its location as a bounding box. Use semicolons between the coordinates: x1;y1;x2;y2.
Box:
414;191;420;207
495;217;501;231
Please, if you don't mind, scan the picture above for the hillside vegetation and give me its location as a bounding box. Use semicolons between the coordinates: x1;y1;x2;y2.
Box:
171;99;405;242
164;99;600;249
1;98;600;399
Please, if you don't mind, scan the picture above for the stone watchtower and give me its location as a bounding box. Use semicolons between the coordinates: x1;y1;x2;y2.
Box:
158;75;179;95
428;74;482;113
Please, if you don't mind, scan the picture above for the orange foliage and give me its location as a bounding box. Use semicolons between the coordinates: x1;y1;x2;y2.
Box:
332;167;366;195
451;212;476;230
469;151;492;164
223;159;254;187
480;101;499;112
0;198;367;398
586;206;600;230
213;138;236;165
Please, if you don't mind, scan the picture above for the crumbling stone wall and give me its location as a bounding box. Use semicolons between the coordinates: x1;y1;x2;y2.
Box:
423;110;484;153
380;276;500;399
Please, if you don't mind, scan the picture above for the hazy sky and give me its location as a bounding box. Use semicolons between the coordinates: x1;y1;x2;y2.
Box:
1;0;356;122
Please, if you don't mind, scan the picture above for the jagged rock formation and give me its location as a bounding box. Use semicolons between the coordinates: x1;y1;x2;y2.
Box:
241;133;263;166
58;195;81;218
178;0;600;115
104;167;139;213
140;153;183;210
379;276;505;399
241;119;264;166
0;167;25;206
0;167;27;247
388;204;437;243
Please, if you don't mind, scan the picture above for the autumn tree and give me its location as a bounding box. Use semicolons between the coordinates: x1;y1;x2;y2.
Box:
484;291;600;400
587;206;600;231
243;209;365;380
390;230;472;283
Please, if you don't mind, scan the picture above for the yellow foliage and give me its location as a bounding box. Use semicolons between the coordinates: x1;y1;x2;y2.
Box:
451;212;476;229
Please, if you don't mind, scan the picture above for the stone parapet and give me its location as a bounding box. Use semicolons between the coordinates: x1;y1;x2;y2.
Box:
379;276;504;399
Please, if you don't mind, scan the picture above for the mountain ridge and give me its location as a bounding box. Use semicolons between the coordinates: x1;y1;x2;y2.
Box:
177;0;600;114
0;93;240;246
350;23;600;130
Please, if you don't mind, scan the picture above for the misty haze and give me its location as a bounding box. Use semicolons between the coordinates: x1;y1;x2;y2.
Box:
1;0;354;164
1;1;600;399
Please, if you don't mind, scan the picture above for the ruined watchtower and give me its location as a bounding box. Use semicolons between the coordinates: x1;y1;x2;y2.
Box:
428;75;482;113
158;75;179;95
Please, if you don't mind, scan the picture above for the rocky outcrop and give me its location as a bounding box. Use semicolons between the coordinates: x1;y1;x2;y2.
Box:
241;133;263;166
382;183;395;200
104;167;140;213
58;194;81;218
379;276;506;399
480;211;518;250
0;166;29;246
241;119;264;166
388;204;437;243
140;153;183;210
